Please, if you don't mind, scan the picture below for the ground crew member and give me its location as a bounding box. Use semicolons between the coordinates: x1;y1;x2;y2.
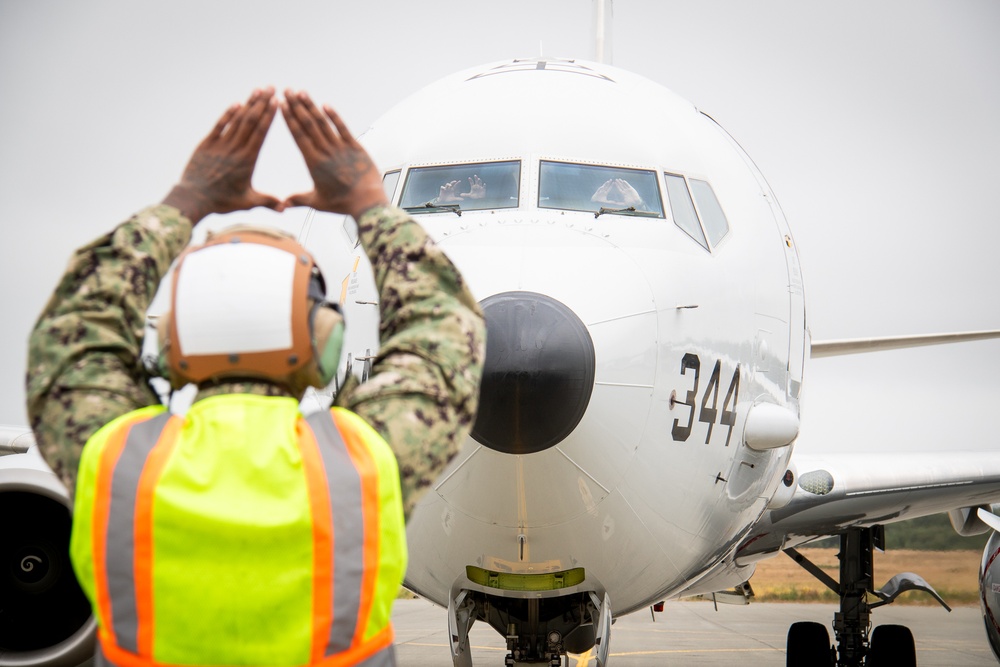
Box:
26;87;486;666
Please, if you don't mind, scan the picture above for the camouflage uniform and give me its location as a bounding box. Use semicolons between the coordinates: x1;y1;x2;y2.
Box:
26;204;485;518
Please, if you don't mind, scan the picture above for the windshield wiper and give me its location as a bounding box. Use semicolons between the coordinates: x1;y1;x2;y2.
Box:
404;202;462;217
594;206;659;219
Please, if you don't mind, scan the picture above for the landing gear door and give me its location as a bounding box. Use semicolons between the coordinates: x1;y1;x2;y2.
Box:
448;590;476;667
592;591;612;667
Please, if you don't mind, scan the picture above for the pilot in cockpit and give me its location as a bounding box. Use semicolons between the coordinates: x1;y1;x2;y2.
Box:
435;175;486;204
591;178;647;210
399;161;519;212
537;161;662;216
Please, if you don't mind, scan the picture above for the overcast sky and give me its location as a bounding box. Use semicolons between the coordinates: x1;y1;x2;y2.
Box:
1;0;998;453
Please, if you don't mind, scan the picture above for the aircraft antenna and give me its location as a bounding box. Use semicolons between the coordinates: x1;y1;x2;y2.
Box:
593;0;614;64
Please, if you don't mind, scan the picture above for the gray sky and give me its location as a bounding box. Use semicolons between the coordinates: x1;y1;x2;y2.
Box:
1;0;998;453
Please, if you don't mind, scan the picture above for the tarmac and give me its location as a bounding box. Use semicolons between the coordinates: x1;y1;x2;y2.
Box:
391;598;995;666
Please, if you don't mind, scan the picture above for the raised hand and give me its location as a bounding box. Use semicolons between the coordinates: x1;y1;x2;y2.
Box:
461;175;485;199
281;90;388;219
437;180;463;203
163;87;283;223
591;179;614;203
614;179;643;207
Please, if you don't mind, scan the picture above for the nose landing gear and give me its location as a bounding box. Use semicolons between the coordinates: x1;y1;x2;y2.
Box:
448;589;612;666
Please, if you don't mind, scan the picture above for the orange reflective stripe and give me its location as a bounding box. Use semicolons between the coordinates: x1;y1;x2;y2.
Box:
317;625;394;667
99;640;146;667
103;414;173;654
298;418;335;663
101;626;393;667
92;420;135;647
306;410;368;656
132;416;181;657
332;412;381;646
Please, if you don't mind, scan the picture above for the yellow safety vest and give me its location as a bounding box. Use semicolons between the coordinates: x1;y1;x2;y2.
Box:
70;395;407;667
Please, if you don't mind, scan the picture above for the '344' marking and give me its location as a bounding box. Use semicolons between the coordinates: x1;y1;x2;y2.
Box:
670;353;740;446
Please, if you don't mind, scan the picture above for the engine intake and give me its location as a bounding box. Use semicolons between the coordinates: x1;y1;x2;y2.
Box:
981;530;1000;662
0;453;95;667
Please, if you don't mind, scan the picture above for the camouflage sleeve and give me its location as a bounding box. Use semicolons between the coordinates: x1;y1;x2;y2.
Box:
26;205;193;495
334;206;486;519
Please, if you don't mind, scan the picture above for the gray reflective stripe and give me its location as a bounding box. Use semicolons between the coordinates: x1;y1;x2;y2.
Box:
305;411;367;656
355;643;396;666
103;412;173;654
95;644;112;666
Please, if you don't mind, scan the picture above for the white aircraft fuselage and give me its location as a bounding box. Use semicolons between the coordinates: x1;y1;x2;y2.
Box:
351;58;807;660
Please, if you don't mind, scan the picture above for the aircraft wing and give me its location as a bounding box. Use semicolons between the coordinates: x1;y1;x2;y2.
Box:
811;329;1000;358
733;328;1000;559
735;450;1000;562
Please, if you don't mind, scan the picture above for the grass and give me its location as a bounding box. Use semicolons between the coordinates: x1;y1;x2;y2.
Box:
751;548;982;606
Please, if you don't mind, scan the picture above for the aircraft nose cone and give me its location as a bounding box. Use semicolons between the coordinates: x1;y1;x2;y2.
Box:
471;291;596;455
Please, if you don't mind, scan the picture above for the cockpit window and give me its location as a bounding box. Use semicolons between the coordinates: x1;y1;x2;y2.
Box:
399;161;520;214
664;174;708;249
539;161;664;218
664;174;730;250
689;179;730;247
382;170;401;201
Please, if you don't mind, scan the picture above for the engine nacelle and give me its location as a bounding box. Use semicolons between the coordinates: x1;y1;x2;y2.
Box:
980;530;1000;662
951;505;993;537
0;431;94;667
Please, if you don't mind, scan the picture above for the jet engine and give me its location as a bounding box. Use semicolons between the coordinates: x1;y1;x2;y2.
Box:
0;428;94;667
981;530;1000;663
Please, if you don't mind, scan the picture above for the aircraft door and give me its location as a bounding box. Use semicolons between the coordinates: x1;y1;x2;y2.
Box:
773;214;806;399
755;189;805;400
701;114;806;400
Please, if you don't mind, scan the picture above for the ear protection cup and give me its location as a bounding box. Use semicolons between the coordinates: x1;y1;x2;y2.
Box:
310;303;345;387
151;312;174;384
303;271;345;390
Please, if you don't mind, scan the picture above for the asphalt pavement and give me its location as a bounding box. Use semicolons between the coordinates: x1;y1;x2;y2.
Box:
391;598;994;666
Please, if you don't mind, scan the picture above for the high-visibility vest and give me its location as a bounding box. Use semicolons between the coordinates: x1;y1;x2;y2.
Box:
70;395;407;667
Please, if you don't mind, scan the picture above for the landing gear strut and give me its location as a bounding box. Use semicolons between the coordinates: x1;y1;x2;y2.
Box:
784;526;948;666
502;598;562;667
447;590;612;666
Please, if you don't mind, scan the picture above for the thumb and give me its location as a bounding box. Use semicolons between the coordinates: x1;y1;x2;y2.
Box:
248;190;284;212
282;190;318;210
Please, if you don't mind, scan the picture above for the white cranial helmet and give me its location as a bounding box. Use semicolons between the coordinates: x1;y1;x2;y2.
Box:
159;225;343;396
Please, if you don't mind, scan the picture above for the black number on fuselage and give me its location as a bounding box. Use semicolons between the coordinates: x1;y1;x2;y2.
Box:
721;364;740;447
670;353;700;441
698;360;722;443
672;355;741;445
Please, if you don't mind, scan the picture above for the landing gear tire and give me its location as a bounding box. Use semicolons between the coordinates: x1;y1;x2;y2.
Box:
786;621;834;667
866;624;915;667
